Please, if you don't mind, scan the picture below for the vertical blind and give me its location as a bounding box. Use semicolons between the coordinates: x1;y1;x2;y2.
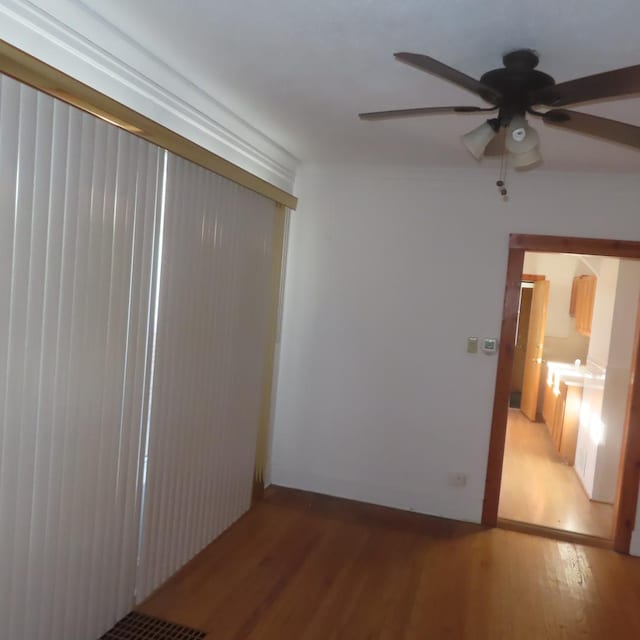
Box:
0;75;163;639
0;72;281;638
135;153;277;600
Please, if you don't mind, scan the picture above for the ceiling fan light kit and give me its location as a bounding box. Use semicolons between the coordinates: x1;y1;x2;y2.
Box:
359;48;640;175
462;119;499;160
511;145;543;170
506;115;536;147
505;115;541;169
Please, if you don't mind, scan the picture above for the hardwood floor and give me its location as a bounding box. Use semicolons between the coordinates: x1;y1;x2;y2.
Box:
499;409;613;539
138;486;640;639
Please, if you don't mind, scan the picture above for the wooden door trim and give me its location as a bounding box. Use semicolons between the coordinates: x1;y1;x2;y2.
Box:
482;246;524;525
522;273;546;282
509;234;640;258
498;518;614;550
483;234;640;555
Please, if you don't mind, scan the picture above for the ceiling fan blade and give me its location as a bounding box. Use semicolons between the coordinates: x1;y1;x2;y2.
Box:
358;106;496;120
533;64;640;107
394;52;502;105
483;128;506;156
543;109;640;149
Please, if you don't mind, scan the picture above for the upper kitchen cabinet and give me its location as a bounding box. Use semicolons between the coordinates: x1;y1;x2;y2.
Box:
570;275;597;336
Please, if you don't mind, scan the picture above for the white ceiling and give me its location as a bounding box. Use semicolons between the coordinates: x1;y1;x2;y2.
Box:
79;0;640;172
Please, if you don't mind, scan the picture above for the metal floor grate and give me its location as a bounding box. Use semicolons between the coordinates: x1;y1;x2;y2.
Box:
100;611;207;640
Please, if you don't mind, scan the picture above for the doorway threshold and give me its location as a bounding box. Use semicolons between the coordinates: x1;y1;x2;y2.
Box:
497;517;614;550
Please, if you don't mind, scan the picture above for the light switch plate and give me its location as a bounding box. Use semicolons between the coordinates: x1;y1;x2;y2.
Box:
467;337;478;354
482;338;498;354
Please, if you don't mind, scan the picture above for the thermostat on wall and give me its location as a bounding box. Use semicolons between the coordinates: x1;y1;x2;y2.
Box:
482;338;498;354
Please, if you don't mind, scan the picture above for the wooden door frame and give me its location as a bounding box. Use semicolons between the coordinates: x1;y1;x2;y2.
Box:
482;233;640;554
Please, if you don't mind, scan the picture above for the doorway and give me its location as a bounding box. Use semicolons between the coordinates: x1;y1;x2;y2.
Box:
483;234;640;553
501;258;609;539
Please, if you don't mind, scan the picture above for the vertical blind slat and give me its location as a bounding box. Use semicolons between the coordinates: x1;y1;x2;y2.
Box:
0;74;163;640
136;154;277;601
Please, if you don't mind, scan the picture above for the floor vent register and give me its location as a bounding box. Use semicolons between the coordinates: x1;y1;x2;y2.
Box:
100;611;207;640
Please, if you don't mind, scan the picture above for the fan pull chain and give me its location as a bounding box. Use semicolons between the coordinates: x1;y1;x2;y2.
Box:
496;145;509;201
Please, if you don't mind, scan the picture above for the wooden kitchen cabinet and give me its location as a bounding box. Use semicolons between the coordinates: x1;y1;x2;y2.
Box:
542;375;567;452
550;390;565;451
570;275;596;336
556;380;583;466
542;366;584;466
542;375;557;436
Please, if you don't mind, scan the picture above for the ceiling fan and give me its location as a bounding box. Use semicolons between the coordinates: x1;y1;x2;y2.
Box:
359;50;640;169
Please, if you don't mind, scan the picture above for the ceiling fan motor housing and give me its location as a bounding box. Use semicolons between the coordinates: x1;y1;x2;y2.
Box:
480;49;555;125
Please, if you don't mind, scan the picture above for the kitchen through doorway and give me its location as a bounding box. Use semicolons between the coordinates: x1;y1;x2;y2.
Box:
497;249;640;543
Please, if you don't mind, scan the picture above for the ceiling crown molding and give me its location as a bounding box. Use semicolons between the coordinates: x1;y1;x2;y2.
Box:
0;0;298;192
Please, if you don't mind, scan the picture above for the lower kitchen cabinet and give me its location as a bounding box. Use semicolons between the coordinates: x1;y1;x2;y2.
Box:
541;367;584;466
556;380;583;466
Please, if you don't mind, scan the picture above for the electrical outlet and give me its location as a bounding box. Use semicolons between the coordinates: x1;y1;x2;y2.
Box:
448;472;467;487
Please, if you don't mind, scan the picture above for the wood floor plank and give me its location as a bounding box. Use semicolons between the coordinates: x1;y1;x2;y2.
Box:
247;520;370;638
139;486;640;639
137;501;301;625
499;409;613;538
195;509;325;637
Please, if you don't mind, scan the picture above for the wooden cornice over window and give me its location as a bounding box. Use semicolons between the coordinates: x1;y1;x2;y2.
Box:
0;39;298;210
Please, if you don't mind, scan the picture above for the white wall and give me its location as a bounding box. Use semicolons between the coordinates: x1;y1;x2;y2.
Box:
272;163;640;553
593;260;640;502
575;374;605;500
574;258;621;500
574;258;619;500
579;255;603;277
587;258;620;370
